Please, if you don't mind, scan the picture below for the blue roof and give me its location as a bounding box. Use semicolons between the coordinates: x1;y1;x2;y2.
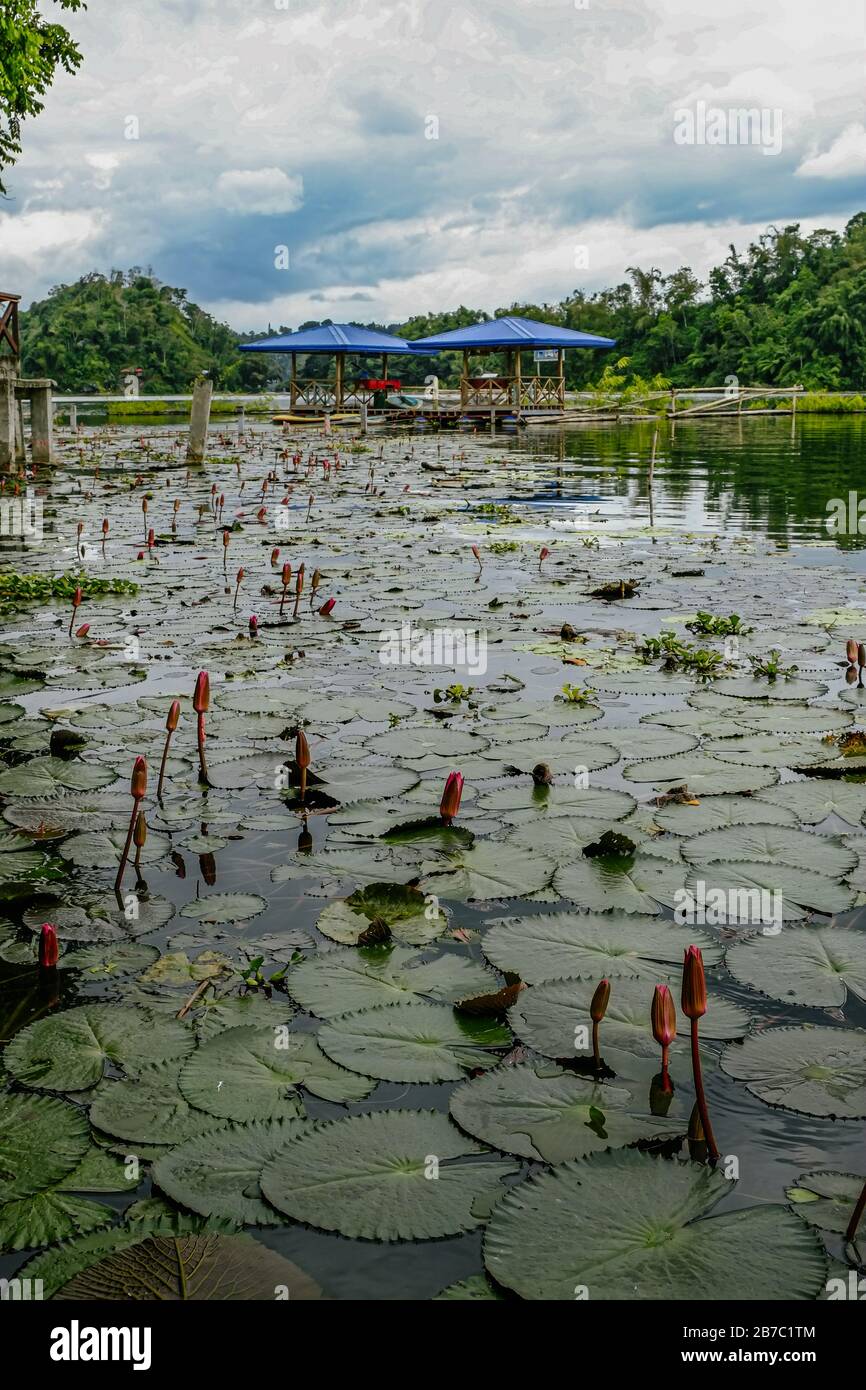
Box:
238;323;433;355
411;315;616;351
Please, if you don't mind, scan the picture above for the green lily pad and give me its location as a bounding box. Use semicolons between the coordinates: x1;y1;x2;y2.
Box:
419;842;556;902
180;893;267;924
483;910;722;985
154;1118;310;1226
317;1001;511;1082
316;882;448;945
756;781;866;827
0;1093;91;1200
4;1004;194;1092
260;1110;518;1240
787;1170;866;1234
0;1191;115;1254
721;1025;866;1117
623;754;779;796
553;853;685;915
651;794;798;835
286;944;498;1019
726;927;866;1008
179;1024;373;1117
682;825;856;879
483;1149;826;1300
0;757;116;798
450;1062;681;1163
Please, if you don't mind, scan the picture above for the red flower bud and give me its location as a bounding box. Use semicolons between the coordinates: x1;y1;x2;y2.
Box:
74;623;90;638
439;771;464;823
281;563;292;586
166;699;180;732
651;983;677;1047
72;586;82;608
102;519;109;535
193;670;210;714
133;811;147;848
131;755;147;800
319;598;335;615
249;615;258;635
271;548;280;566
39;923;59;969
295;729;311;769
681;945;707;1020
847;639;858;664
590;978;611;1022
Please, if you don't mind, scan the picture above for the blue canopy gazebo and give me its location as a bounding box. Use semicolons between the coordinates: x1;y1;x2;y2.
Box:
239;323;433;412
411;315;616;411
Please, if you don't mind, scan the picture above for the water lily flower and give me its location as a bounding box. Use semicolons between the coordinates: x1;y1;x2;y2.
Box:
249;614;259;636
280;562;293;616
271;547;280;566
651;983;677;1090
74;623;90;639
847;639;859;664
295;728;311;800
115;756;147;891
39;923;59;969
471;544;482;569
157;699;181;799
318;598;335;616
439;771;464;825
681;946;719;1161
193;671;210;784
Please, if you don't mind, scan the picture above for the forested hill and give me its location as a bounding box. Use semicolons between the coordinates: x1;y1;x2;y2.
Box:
19;215;866;393
19;271;272;393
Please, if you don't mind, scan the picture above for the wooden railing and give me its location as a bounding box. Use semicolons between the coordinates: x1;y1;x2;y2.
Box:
0;293;21;359
460;375;565;409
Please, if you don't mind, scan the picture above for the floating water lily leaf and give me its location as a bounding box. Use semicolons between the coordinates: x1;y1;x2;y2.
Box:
599;728;698;760
317;1000;511;1082
190;994;296;1042
757;781;866;828
57;1145;141;1194
0;757;116;798
0;1093;90;1200
554;854;685;915
787;1170;866;1233
260;1110;518;1240
180;893;267;924
23;890;174;944
711;677;828;701
705;734;835;769
4;1004;194;1092
483;1149;826;1300
0;1191;115;1254
450;1062;680;1163
433;1274;505;1300
623;754;779;796
60;828;171;869
273;845;418;893
138;949;230;987
419;843;556;902
179;1024;373;1118
154;1118;310;1226
477;784;636;824
726;927;866;1008
509;976;750;1062
477;736;620;776
89;1060;221;1146
59;942;160;977
652;794;798;835
316;882;448;945
287;762;419;806
56;1232;321;1300
365;726;488;762
682;825;856;879
682;863;854;920
721;1025;866;1117
483;911;722;985
286;944;498;1019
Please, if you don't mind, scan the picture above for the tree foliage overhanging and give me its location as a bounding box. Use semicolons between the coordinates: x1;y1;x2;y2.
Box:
0;0;85;196
18;215;866;393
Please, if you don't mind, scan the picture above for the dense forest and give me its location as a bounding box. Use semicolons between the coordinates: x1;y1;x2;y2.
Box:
19;215;866;392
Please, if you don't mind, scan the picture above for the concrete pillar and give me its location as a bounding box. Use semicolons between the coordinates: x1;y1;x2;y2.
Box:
0;360;16;469
31;387;54;464
69;403;78;430
186;377;213;462
15;399;26;462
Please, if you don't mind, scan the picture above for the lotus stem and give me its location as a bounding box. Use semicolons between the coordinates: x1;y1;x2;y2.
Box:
157;699;180;799
115;756;147;892
69;585;82;637
293;563;305;619
845;1179;866;1243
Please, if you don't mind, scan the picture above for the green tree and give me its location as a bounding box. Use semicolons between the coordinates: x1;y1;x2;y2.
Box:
0;0;85;194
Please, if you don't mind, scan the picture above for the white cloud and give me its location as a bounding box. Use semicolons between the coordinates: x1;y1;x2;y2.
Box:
215;168;304;215
796;124;866;179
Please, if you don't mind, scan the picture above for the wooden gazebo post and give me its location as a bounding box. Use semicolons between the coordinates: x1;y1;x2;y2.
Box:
290;352;297;410
461;350;469;408
334;352;343;409
557;348;565;408
513;349;522;410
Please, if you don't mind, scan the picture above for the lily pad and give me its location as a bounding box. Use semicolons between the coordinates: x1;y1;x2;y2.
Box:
286;944;498;1019
726;927;866;1008
483;911;722;985
419;843;556;902
0;1093;91;1200
756;781;866;827
4;1004;194;1092
316;882;448;945
787;1170;866;1234
483;1149;826;1300
260;1109;518;1240
682;825;856;880
651;794;798;835
721;1025;866;1117
180;893;267;924
317;1001;511;1082
154;1118;310;1226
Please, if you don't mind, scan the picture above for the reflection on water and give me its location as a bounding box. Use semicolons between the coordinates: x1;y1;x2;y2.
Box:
505;415;866;544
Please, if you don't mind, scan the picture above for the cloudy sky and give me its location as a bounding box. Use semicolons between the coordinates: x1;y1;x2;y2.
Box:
3;0;864;329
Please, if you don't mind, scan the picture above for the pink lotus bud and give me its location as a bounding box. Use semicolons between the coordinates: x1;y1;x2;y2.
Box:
319;598;335;616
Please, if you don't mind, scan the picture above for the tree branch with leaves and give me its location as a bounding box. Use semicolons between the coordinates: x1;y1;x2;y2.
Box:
0;0;85;195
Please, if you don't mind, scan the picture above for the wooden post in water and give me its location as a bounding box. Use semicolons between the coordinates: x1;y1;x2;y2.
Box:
360;401;368;435
334;353;344;410
15;397;26;463
30;384;55;464
0;360;16;470
791;385;798;438
186;376;213;463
